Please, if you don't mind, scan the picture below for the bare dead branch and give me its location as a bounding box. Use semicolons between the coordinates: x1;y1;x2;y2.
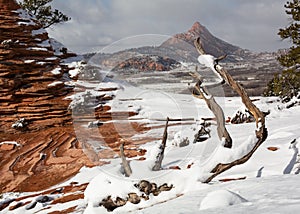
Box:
193;37;268;183
190;73;232;148
120;141;132;177
152;117;169;171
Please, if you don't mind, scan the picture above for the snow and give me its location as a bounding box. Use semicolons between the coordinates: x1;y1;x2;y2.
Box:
69;69;80;78
78;82;300;213
14;9;36;26
49;38;65;56
2;58;300;213
197;54;215;70
50;67;61;75
0;141;21;147
31;29;47;36
37;40;51;48
45;57;58;61
24;60;35;64
48;81;63;87
26;47;48;51
67;61;85;78
199;189;248;210
197;55;224;85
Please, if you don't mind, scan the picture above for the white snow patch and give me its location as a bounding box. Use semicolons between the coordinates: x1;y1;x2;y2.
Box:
37;40;51;48
197;54;224;84
51;67;61;75
199;189;248;210
197;54;215;70
36;61;46;65
0;141;21;147
24;60;35;64
48;81;63;87
45;57;58;61
27;47;48;51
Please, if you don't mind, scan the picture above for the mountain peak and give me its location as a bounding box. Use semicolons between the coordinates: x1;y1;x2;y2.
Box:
189;21;205;33
160;21;245;60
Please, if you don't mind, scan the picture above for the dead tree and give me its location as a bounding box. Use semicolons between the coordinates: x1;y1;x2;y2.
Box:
119;141;132;177
152;117;169;171
193;38;268;183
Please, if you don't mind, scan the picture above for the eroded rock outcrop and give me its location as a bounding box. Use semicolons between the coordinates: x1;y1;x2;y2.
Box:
0;0;94;192
0;0;73;132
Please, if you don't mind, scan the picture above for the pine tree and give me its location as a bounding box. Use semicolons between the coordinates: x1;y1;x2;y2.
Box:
264;0;300;101
19;0;70;29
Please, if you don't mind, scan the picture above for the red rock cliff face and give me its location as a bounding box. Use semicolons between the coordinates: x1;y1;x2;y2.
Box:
0;0;72;133
0;0;94;192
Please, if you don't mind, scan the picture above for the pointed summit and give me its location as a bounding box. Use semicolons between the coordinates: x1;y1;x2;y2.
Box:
161;21;245;61
188;21;206;34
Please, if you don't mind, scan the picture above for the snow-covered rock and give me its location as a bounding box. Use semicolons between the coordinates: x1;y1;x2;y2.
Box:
199;189;248;210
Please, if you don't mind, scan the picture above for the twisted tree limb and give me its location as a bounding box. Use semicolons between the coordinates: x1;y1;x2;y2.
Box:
193;38;268;182
190;72;232;148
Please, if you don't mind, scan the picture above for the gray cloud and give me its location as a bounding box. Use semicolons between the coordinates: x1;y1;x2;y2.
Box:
48;0;290;53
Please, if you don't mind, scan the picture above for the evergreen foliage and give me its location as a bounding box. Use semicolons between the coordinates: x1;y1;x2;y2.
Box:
264;0;300;101
20;0;70;28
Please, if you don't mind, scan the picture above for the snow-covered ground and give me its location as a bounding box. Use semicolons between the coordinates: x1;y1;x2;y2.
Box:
80;90;300;213
1;63;300;213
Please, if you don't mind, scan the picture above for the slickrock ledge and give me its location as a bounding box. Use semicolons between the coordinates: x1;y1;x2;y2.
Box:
0;0;73;133
0;0;94;192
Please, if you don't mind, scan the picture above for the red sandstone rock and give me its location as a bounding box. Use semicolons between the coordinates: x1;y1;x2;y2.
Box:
267;146;279;151
0;143;15;151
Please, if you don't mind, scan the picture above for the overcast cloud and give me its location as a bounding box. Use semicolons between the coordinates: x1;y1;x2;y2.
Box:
48;0;290;54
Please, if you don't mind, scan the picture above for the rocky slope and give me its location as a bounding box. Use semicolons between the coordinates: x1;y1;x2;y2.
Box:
112;55;180;72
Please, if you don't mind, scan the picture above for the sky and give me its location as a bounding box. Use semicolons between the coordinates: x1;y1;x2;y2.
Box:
48;0;291;54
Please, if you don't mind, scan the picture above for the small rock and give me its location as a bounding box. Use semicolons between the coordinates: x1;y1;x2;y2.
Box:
36;195;53;203
158;183;173;192
25;201;37;210
9;202;23;211
169;166;181;170
267;146;279;151
127;193;140;204
0;199;15;211
99;196;119;212
114;197;126;207
135;180;152;195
